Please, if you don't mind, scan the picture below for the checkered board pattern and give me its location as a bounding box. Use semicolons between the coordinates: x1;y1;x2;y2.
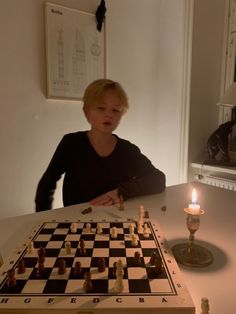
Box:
0;220;195;313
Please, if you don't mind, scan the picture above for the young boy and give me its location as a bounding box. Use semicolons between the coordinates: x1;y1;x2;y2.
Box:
35;79;165;211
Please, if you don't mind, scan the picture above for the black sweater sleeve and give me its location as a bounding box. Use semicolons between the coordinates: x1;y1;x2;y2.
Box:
117;143;165;200
35;136;67;212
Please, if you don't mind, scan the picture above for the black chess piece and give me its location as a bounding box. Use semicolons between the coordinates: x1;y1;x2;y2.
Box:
83;272;93;292
58;259;66;275
97;257;106;272
133;251;142;266
74;261;82;276
17;259;25;274
150;250;159;265
7;269;16;288
80;238;86;255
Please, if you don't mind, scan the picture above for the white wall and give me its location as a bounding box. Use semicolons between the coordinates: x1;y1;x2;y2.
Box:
188;0;226;169
0;0;189;218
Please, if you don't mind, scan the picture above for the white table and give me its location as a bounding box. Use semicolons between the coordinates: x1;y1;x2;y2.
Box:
0;182;235;314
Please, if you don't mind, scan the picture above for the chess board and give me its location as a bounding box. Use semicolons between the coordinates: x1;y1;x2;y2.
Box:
0;220;195;314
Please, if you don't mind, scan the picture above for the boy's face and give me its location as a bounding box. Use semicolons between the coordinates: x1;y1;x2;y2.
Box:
85;89;124;134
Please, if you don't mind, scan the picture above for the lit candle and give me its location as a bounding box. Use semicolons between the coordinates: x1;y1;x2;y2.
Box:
188;188;200;214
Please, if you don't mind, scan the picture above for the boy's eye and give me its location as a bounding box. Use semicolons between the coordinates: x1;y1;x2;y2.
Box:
113;109;121;113
97;106;105;111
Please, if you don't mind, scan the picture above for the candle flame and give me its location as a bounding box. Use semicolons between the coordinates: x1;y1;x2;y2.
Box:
192;189;197;204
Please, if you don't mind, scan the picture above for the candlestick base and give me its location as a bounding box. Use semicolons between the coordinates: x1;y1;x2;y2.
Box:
172;242;213;267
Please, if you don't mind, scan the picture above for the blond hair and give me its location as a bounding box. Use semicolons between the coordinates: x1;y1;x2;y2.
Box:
83;79;129;114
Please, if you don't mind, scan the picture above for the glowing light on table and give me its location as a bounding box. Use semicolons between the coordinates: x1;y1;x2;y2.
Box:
188;188;200;215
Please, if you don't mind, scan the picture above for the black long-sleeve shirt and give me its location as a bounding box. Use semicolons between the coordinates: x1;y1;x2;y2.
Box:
35;131;165;211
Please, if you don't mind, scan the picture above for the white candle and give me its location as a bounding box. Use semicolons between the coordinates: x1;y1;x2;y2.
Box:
188;188;200;214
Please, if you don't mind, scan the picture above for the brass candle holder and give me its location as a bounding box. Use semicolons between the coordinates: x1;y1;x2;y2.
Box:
172;208;213;267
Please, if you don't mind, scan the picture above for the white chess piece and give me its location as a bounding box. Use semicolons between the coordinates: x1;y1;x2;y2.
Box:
111;226;117;239
138;205;145;223
85;223;91;233
137;221;143;234
65;241;71;254
143;223;150;238
70;223;77;233
201;297;209;314
131;234;138;246
113;259;124;292
129;223;135;237
97;223;103;235
28;241;35;254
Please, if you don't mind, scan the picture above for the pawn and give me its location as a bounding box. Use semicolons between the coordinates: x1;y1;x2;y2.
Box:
65;241;72;255
134;251;142;266
85;223;91;233
17;259;25;274
143;224;150;238
139;205;145;221
74;261;82;276
154;261;163;275
83;272;93;292
37;247;45;277
58;259;66;275
150;250;158;265
7;269;16;288
97;223;103;235
70;222;77;233
154;254;162;274
97;257;106;272
131;234;138;246
129;223;135;237
111;226;117;239
137;221;143;234
79;238;86;255
37;247;46;263
28;241;35;254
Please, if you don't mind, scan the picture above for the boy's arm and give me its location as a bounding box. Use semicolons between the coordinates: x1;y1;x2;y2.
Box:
35;136;67;211
118;145;166;200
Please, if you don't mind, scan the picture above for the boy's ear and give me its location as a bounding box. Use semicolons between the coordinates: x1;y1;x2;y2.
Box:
83;106;90;122
83;106;88;117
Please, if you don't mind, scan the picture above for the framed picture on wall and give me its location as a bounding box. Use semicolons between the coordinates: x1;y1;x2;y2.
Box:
45;2;106;100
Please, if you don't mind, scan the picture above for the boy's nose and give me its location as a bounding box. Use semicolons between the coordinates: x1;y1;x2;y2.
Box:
105;109;112;116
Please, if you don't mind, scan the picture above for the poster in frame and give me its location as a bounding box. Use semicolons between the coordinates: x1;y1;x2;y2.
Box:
45;2;106;100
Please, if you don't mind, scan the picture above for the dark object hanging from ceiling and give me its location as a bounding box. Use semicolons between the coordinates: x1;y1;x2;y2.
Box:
96;0;106;32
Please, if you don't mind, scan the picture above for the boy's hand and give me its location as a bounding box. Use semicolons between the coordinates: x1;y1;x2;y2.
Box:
90;189;119;206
